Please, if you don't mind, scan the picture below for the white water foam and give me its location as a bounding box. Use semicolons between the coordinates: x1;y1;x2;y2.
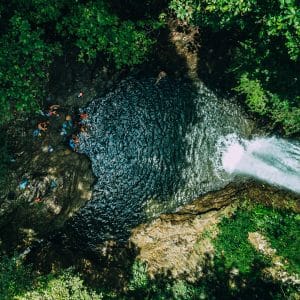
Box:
218;135;300;194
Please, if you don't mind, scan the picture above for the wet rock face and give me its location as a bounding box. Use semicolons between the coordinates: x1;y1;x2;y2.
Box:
68;77;253;248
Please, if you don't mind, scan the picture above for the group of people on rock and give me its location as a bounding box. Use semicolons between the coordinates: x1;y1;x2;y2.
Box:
32;96;89;153
21;93;89;205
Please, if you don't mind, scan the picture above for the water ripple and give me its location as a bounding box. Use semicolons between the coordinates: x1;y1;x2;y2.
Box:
66;77;253;247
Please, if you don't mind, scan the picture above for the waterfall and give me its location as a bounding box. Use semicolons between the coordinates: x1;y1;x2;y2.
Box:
69;78;254;245
221;135;300;194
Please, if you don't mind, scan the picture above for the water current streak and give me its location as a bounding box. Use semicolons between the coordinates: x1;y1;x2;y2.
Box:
67;77;252;247
222;136;300;194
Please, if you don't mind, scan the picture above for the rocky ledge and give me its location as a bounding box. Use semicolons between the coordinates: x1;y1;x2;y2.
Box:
129;182;300;282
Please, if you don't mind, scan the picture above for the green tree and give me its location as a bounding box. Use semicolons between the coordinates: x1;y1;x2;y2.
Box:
18;271;102;300
57;1;155;68
170;0;300;134
0;1;159;125
0;15;60;124
0;255;102;300
0;255;33;300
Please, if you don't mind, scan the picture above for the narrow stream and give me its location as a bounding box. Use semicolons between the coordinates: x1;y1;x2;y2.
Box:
67;77;254;247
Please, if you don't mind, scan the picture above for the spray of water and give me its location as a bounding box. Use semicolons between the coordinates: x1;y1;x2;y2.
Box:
219;135;300;194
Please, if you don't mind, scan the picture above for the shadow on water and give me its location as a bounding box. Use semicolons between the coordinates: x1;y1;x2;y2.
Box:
25;11;206;279
64;70;201;249
27;2;252;269
62;38;252;250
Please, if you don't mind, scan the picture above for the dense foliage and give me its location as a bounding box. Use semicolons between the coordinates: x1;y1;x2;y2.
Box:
58;2;155;68
123;205;299;299
214;207;266;274
0;16;59;124
0;256;102;300
0;1;158;124
251;206;300;274
1;0;299;133
0;132;11;188
2;203;298;299
170;0;300;134
215;204;300;275
122;205;299;299
0;256;32;300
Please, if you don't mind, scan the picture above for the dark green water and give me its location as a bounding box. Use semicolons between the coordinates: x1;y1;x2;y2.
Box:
67;77;253;248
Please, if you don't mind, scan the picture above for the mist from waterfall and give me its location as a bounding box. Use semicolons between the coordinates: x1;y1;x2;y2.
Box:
220;135;300;194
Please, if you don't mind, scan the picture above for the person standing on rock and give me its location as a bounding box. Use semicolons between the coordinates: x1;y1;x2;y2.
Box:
69;134;79;152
